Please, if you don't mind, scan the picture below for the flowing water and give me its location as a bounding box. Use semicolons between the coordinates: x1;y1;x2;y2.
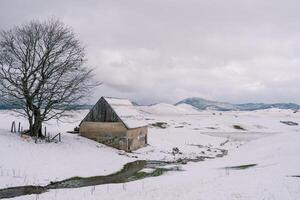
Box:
0;160;179;199
0;149;228;199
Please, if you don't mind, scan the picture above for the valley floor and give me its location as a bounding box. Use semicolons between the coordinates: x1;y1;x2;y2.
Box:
0;105;300;199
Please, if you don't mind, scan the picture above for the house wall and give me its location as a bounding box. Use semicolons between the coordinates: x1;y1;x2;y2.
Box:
80;121;148;151
80;121;128;150
126;126;148;151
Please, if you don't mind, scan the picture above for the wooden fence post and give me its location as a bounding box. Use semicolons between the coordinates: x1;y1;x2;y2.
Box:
11;121;14;132
18;122;21;133
11;121;16;133
50;133;61;142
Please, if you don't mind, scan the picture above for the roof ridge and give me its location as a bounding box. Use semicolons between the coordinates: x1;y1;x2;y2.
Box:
103;96;129;100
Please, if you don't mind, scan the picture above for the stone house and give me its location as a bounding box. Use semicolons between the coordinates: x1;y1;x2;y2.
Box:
80;97;148;151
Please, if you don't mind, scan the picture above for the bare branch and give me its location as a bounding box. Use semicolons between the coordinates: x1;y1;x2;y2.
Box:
0;18;99;137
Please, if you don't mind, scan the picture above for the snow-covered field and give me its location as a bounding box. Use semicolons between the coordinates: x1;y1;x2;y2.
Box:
0;104;300;199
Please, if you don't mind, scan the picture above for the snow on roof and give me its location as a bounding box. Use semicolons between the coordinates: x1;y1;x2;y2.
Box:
104;97;147;129
104;97;133;106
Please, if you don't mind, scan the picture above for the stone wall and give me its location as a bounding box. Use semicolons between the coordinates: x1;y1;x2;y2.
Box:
80;122;148;151
126;126;148;151
80;121;128;150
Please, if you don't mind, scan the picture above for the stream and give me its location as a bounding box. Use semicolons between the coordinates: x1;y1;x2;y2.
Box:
0;150;227;199
0;160;179;199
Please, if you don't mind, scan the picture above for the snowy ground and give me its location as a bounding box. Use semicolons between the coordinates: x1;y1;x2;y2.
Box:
0;104;300;199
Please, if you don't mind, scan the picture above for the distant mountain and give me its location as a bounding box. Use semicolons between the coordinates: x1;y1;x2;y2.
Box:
175;97;300;111
236;103;300;111
63;104;93;110
0;103;21;110
175;97;236;111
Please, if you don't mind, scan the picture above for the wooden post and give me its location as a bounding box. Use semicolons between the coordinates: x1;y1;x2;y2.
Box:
11;121;16;133
44;126;47;137
11;121;13;132
18;122;21;133
50;132;62;142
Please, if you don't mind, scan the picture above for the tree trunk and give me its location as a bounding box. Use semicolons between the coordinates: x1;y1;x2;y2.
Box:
32;120;43;138
32;109;43;139
28;116;33;136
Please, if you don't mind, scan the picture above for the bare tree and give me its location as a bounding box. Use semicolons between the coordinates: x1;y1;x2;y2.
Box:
0;19;98;139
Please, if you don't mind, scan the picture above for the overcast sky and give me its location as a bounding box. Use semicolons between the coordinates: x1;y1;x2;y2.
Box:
1;0;300;105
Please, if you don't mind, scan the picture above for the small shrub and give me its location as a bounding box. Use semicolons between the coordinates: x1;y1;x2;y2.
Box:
280;121;299;126
150;122;169;129
233;125;247;131
225;164;257;170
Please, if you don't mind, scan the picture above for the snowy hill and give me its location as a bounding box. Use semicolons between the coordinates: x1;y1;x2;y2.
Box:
176;97;300;111
140;103;199;115
0;108;300;199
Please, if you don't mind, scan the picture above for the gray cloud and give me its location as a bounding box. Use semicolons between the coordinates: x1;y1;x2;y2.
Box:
1;0;300;104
